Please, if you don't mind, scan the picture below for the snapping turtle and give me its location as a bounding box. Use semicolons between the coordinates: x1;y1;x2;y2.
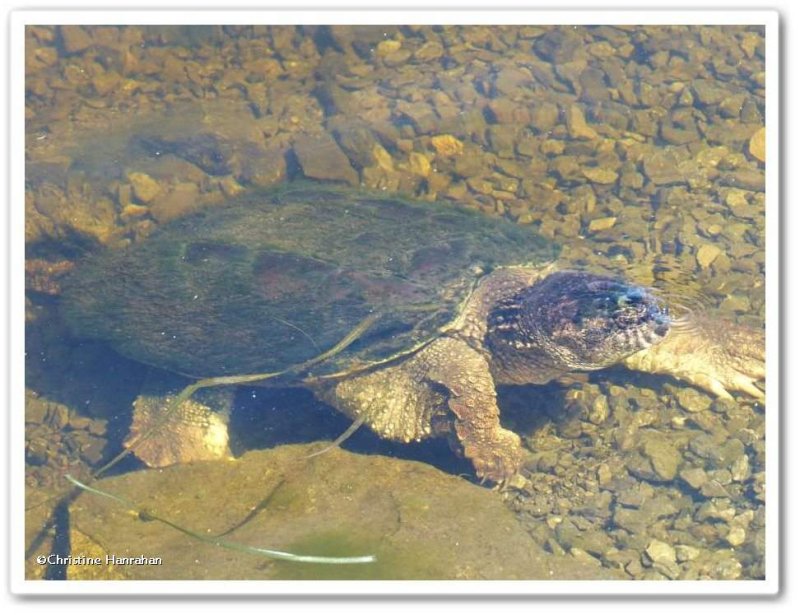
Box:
62;185;764;483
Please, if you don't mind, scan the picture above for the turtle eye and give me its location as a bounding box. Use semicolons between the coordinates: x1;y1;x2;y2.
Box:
617;288;645;307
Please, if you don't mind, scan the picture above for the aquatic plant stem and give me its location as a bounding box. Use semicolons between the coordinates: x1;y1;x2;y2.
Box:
64;475;376;565
94;312;381;480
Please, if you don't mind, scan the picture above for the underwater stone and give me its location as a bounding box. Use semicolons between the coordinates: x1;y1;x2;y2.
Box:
413;41;444;63
59;25;93;54
675;544;702;563
679;467;708;490
149;183;200;223
293;133;359;186
691;79;728;106
533;28;583;64
566;105;598;140
696;244;722;270
530;102;560;132
582;168;618;185
67;444;625;580
127;172;162;204
644;539;679;579
587;216;617;233
431;134;464;157
641;438;681;481
748;127;766;163
675;387;713;413
643;150;685;186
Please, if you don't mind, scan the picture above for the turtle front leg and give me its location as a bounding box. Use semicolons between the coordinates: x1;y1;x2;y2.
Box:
623;316;765;402
319;336;523;484
425;337;524;484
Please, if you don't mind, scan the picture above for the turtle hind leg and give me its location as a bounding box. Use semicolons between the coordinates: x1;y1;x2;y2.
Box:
125;372;234;468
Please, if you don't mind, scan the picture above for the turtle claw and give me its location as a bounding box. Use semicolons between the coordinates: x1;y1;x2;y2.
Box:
467;434;525;487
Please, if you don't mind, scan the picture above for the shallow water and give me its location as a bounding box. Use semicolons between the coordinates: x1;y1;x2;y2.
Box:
24;24;766;581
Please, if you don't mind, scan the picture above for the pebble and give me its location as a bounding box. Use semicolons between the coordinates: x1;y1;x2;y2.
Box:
407;152;431;177
643;150;684;185
725;188;750;213
566;105;599;140
148;183;200;223
375;39;402;56
720;294;751;313
587;394;610;425
691;79;728;106
293;132;359;185
431;134;464;157
127;172;162;204
675;389;712;415
59;25;93;54
708;551;743;580
530;102;560;132
383;49;412;67
371;143;395;172
675;544;702;563
729;455;751;482
534;28;583;64
699;479;731;498
413;41;444;63
719;169;764;192
582;167;618;184
587;216;617;233
641;438;681;481
748;127;765;162
93;71;121;96
679;467;709;490
696;244;722;269
726;525;747;547
644;539;680;579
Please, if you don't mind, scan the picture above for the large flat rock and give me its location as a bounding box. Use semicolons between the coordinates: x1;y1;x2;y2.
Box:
69;444;624;580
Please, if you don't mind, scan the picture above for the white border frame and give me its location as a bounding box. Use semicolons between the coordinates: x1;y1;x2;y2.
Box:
8;9;780;596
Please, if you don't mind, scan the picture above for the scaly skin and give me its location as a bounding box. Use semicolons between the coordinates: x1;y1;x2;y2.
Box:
318;335;525;484
320;269;765;483
623;315;765;402
127;267;765;485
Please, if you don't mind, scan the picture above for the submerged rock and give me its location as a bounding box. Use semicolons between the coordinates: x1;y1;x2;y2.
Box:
748;127;765;163
68;444;624;580
292;133;359;186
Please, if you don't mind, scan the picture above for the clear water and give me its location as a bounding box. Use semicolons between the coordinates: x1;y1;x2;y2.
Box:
24;24;766;581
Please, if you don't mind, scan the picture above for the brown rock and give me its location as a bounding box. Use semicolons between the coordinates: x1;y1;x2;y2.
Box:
149;183;201;223
431;134;464;157
59;25;93;54
293;133;359;186
127;172;162;204
566;105;598;140
68;445;625;580
696;244;722;269
748;127;765;163
588;216;617;232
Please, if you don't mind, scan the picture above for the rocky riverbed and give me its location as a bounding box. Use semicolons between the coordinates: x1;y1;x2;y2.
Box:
24;24;765;581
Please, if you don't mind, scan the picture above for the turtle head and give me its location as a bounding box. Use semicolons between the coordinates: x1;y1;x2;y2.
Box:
488;271;670;372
